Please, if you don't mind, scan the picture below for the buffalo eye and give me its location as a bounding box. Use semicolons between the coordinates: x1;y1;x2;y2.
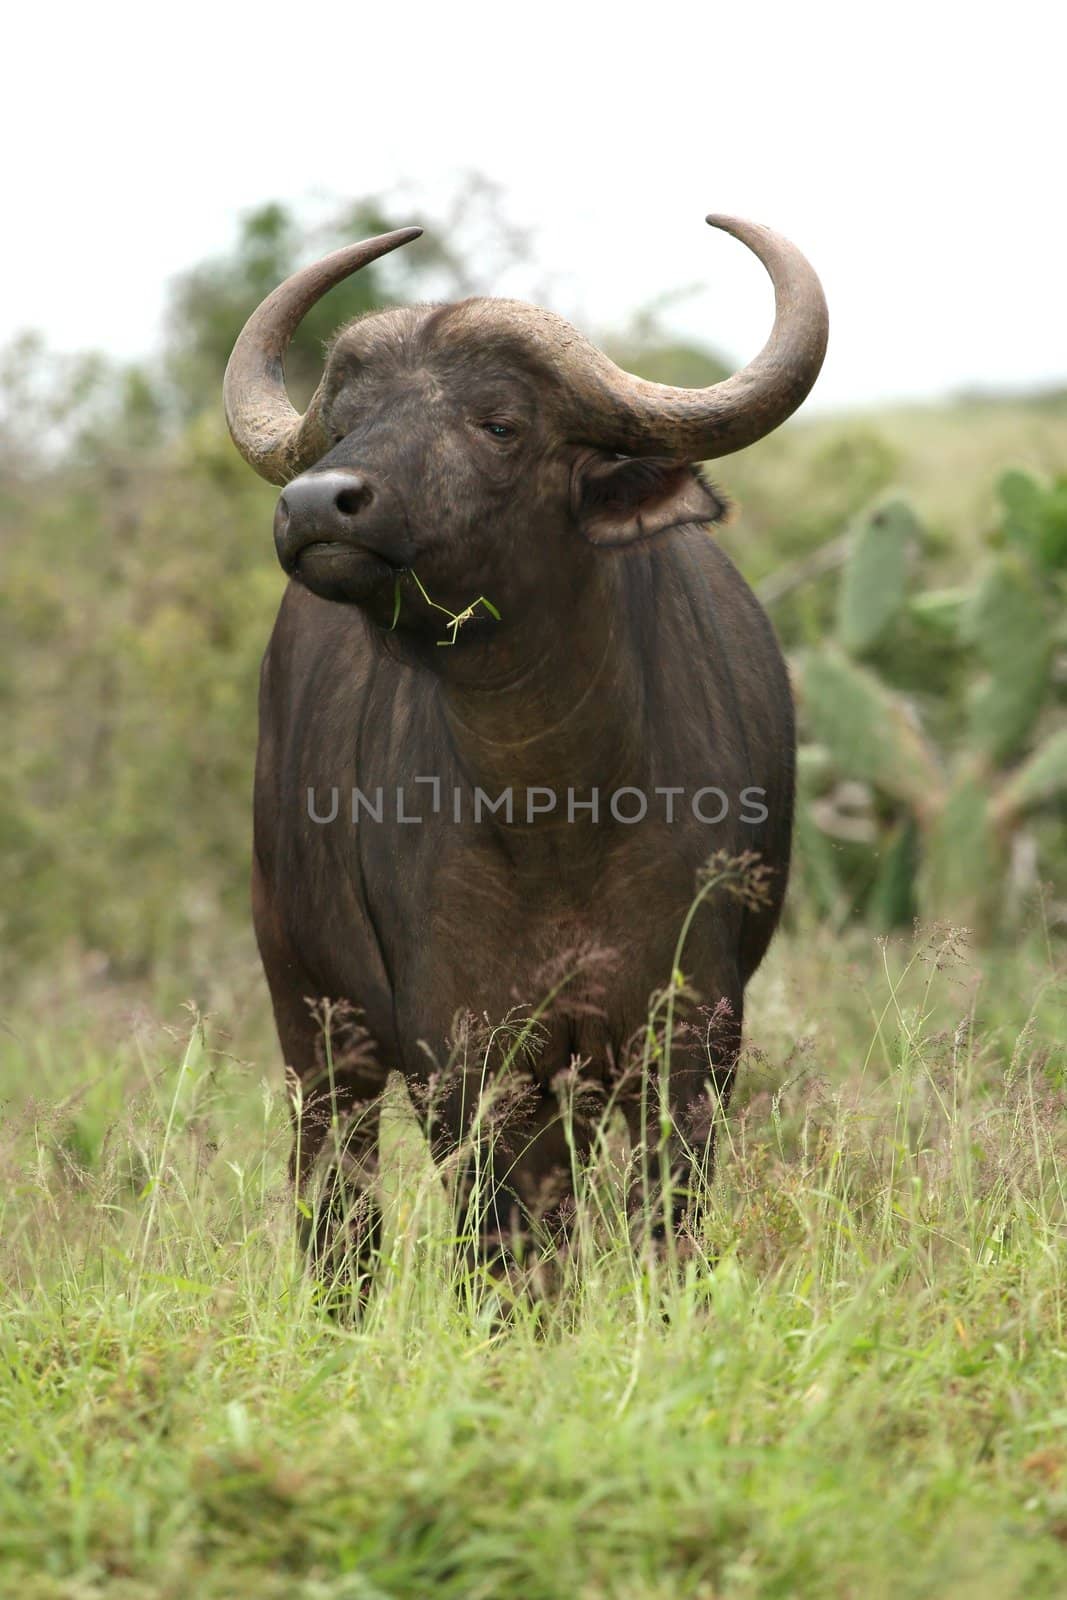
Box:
480;420;516;441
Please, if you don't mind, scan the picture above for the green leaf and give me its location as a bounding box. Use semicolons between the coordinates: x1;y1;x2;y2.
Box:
997;469;1044;560
801;648;942;812
867;816;920;930
996;728;1067;819
793;801;846;920
837;500;919;656
907;587;970;635
1037;478;1067;571
918;777;1001;930
998;469;1067;573
796;742;835;792
962;555;1052;761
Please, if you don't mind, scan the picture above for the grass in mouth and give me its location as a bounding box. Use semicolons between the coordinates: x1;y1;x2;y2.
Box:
390;568;501;644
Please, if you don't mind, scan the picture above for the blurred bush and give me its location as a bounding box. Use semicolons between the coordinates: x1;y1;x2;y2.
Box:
2;188;1066;996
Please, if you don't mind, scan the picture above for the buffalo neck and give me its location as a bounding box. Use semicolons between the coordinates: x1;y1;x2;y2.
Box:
434;556;649;830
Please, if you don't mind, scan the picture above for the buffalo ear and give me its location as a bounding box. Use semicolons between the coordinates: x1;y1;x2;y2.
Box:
574;454;728;548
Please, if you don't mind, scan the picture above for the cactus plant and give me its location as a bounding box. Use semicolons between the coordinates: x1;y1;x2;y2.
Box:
916;773;1003;931
994;727;1067;820
961;553;1052;761
837;498;920;656
788;471;1067;934
801;647;941;815
999;467;1067;572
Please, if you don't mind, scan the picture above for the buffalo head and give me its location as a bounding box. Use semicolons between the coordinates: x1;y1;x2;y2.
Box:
224;218;827;642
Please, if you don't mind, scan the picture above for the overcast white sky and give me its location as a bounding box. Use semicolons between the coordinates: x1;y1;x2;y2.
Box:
4;1;1065;412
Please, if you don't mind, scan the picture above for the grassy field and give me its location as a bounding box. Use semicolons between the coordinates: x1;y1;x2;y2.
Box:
3;380;1065;1595
2;913;1064;1599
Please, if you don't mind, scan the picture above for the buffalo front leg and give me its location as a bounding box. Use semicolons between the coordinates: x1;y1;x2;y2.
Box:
254;863;387;1302
425;1065;598;1288
622;998;741;1249
290;1070;383;1304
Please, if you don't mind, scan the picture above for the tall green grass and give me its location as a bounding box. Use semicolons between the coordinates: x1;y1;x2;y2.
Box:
2;919;1064;1597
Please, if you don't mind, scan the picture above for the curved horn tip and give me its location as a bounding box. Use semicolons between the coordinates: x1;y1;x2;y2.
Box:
363;225;423;257
705;213;751;236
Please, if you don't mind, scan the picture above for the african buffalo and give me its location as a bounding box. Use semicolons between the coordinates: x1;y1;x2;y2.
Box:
224;214;827;1281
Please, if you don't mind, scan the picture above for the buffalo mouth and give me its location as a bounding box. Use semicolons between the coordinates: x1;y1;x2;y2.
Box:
291;541;404;606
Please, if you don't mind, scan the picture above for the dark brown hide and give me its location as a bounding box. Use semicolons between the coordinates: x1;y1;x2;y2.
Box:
232;221;825;1283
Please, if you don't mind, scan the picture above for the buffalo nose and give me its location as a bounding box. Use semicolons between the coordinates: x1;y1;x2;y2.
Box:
274;469;375;566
